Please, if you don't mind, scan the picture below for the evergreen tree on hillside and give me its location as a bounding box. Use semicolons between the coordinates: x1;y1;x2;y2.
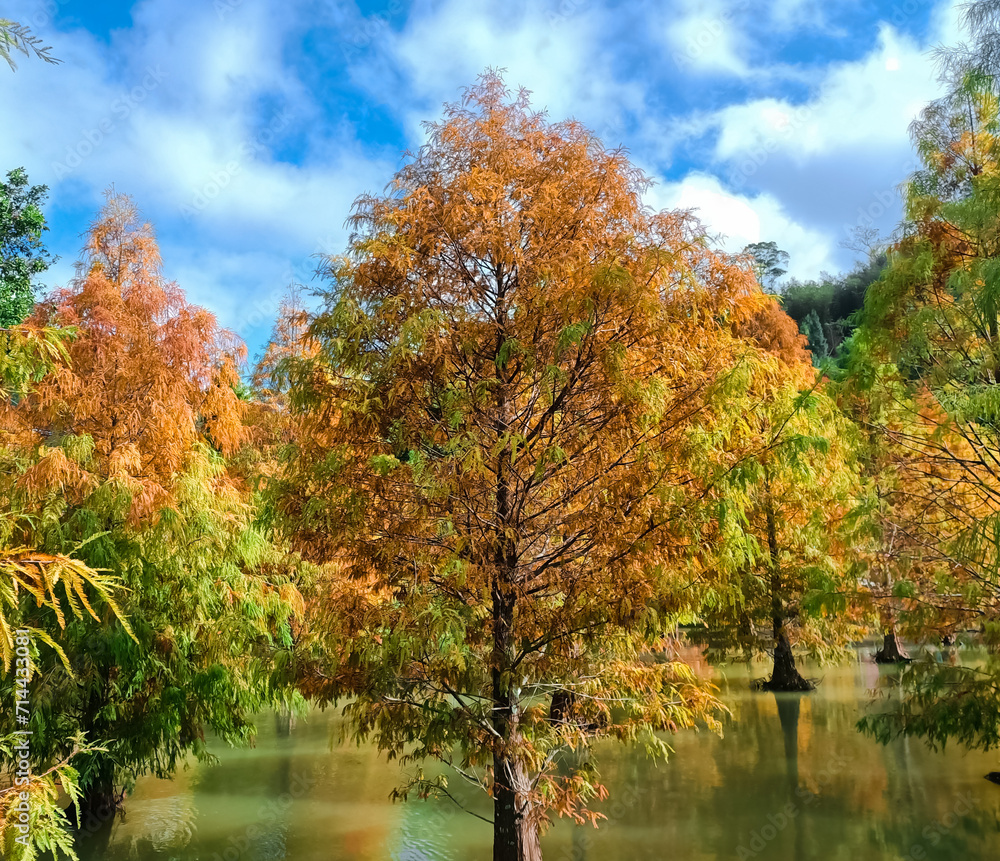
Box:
801;309;829;364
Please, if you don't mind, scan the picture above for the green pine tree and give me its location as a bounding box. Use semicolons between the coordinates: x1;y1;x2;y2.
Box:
802;309;829;364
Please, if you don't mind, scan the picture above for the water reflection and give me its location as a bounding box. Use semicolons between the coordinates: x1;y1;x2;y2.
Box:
77;653;1000;861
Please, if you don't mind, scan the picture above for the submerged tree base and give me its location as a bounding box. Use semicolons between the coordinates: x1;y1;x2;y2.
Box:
759;638;816;692
75;781;125;837
874;631;911;664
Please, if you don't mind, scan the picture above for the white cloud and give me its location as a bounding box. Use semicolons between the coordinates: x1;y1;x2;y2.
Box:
667;0;750;76
646;172;835;280
768;0;835;32
670;6;966;272
0;0;388;350
0;0;975;353
356;0;643;145
711;24;941;164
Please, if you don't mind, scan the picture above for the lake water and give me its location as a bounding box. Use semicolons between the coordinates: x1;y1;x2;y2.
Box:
75;649;1000;860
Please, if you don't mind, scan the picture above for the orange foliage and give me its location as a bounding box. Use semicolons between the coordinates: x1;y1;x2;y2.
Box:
3;191;246;523
735;296;811;369
277;73;769;851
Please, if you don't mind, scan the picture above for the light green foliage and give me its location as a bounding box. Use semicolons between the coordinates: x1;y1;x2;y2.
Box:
693;362;864;668
849;0;1000;755
0;443;303;808
0;327;129;859
0;748;80;860
859;656;1000;752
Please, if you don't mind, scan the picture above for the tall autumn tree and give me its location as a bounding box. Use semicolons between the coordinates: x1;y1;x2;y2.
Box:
851;0;1000;751
698;297;864;690
854;29;1000;633
277;74;764;861
0;322;133;861
236;285;315;486
0;192;301;819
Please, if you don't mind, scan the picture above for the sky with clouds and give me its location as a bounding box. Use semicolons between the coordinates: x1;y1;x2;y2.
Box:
0;0;969;359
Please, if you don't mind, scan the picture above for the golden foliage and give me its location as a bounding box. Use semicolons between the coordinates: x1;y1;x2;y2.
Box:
277;73;773;845
0;549;130;672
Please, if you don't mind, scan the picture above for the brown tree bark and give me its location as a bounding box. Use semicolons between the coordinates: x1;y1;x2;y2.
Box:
491;322;541;861
761;480;814;692
874;627;911;663
764;627;814;692
493;752;543;861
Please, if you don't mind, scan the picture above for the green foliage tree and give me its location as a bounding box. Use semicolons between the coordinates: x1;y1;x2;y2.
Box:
0;169;53;328
693;355;863;690
0;324;133;861
801;309;829;363
0;193;303;822
851;0;1000;753
779;255;884;363
744;240;789;291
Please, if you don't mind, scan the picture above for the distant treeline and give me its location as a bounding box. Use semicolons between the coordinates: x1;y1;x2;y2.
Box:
778;253;887;364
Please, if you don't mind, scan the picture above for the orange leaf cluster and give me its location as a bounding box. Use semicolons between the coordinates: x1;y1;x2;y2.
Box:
2;192;246;524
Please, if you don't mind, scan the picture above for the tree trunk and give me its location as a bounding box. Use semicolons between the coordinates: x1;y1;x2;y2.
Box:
493;753;543;861
492;579;542;861
492;574;541;860
764;628;814;691
274;707;296;736
490;286;542;861
874;628;911;664
76;686;124;834
549;689;576;725
761;479;813;693
75;766;121;837
489;286;542;861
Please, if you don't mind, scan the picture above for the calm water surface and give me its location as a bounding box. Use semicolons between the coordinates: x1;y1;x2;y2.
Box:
77;651;1000;860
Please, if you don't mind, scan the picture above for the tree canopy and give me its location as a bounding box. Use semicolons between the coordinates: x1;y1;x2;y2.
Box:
272;73;801;861
0;169;52;328
0;192;303;837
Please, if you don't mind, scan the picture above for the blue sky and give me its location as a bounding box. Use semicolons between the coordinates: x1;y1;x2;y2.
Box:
1;0;966;361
